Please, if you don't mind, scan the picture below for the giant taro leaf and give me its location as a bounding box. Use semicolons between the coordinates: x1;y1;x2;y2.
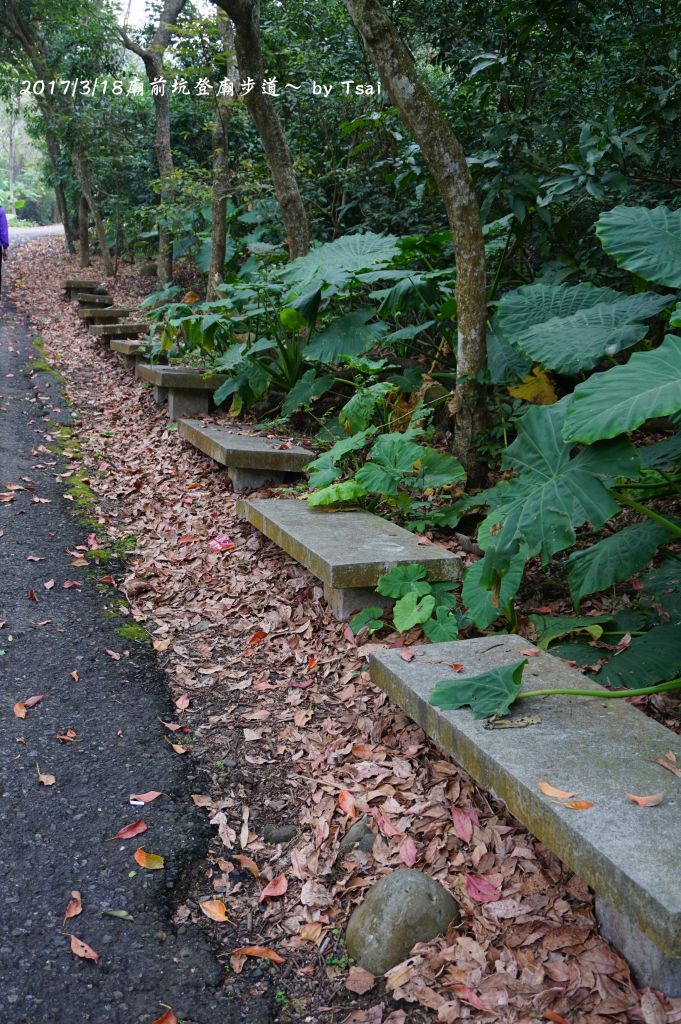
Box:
278;232;400;292
354;434;424;496
597;204;681;288
477;399;637;563
305;310;388;363
462;548;528;629
496;282;671;374
430;659;528;720
563;335;681;443
639;557;681;624
591;624;681;688
566;520;677;607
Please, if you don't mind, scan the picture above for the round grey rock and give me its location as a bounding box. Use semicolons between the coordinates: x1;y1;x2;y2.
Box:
262;823;297;845
345;869;460;975
338;817;374;857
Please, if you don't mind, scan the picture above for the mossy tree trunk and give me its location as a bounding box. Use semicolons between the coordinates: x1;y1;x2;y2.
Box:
78;194;90;267
212;0;310;259
343;0;488;478
207;14;238;300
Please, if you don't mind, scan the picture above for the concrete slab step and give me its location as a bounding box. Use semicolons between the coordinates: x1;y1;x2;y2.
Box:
178;418;314;491
369;634;681;993
136;365;228;419
110;339;150;368
89;322;148;339
238;497;461;618
76;292;114;307
63;278;104;291
77;307;134;321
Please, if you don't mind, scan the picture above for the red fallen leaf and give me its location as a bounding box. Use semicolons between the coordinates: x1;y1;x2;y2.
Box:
449;662;464;672
231;945;284;964
69;934;99;963
544;1012;569;1024
27;555;45;562
247;629;267;645
134;848;165;870
448;985;490;1011
234;854;260;878
259;875;288;902
519;647;540;657
343;625;355;644
24;695;44;708
451;806;477;843
64;890;82;922
369;807;401;837
129;790;162;804
57;729;77;743
399;836;417;867
289;678;315;689
13;702;27;719
532;605;554;614
99;575;115;585
63;580;81;589
398;647;415;662
114;819;148;840
175;693;190;711
465;874;501;903
208;534;235;553
627;792;665;807
70;671;79;682
338;789;357;818
417;535;434;545
160;720;184;732
564;800;593;810
307;656;317;670
150;1012;177;1024
27;588;39;601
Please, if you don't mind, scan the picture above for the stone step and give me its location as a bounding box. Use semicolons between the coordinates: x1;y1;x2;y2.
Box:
136;364;228;419
177;418;314;491
77;307;134;321
238;497;461;618
89;322;148;341
63;279;106;297
76;292;114;307
110;339;150;368
369;634;681;994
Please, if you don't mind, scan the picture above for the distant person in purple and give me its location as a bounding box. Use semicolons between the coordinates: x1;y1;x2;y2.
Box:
0;205;8;293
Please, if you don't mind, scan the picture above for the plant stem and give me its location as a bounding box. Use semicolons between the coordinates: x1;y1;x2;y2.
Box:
612;493;681;537
519;676;681;701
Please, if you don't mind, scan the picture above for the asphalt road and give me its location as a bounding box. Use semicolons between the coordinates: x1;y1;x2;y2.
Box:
0;241;271;1023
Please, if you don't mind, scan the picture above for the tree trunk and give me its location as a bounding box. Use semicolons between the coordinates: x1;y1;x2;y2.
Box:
71;149;114;276
207;15;238;300
78;194;90;267
44;133;75;253
212;0;310;259
7;108;16;217
343;0;488;479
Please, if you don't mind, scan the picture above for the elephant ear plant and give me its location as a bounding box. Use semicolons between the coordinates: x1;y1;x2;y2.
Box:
429;659;681;721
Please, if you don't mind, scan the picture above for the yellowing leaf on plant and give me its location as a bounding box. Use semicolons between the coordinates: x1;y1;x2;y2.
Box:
508;367;558;405
231;945;284;964
69;934;99;963
200;899;230;922
134;848;165;870
626;791;664;807
538;780;578;800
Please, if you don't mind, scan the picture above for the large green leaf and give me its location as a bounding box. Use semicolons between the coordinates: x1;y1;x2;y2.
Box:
305;310;387;362
305;428;375;488
377;563;430;599
591;624;681;688
278;232;400;292
339;383;393;434
563;335;681;443
413;449;466;489
597;205;681;288
281;370;334;417
477;399;637;563
529;613;612;649
307;479;367;507
639;557;681;624
496;283;671;374
393;592;436;632
566;520;677;607
430;660;528;719
462;548;527;629
354;434;424;496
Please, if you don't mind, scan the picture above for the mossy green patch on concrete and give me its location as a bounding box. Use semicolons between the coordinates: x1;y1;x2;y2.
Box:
30;337;62;380
116;623;149;643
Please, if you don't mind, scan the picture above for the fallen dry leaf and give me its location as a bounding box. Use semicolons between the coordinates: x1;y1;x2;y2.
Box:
234;854;259;878
451;806;476;843
70;670;79;682
626;792;664;807
653;751;681;777
129;790;162;804
113;819;148;840
150;1011;177;1024
57;729;77;743
69;934;99;964
36;764;55;786
247;629;267;645
338;789;357;818
175;693;190;711
64;891;82;922
345;965;376;995
133;848;165;870
465;874;501;904
398;836;417;867
448;985;490;1011
24;694;44;708
200;899;230;922
564;800;593;810
538;780;578;799
231;945;284;964
259;875;288;902
13;702;26;719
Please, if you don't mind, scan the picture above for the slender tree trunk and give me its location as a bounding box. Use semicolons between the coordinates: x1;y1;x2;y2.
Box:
343;0;488;479
78;194;90;267
207;15;238;299
44;133;75;253
71;149;114;276
7;108;16;217
212;0;310;259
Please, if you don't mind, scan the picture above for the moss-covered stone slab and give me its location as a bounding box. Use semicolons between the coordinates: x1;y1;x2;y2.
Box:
90;322;148;340
238;498;460;610
178;419;313;475
76;292;114;307
369;634;681;987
